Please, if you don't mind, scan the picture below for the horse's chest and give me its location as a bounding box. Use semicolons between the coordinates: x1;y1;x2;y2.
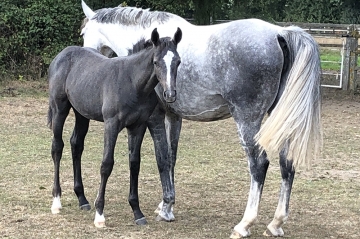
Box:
122;94;158;127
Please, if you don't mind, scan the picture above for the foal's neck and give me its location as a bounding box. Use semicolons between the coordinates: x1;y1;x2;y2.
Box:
130;49;158;96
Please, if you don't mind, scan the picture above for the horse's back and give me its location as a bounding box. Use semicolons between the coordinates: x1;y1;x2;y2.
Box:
170;19;284;121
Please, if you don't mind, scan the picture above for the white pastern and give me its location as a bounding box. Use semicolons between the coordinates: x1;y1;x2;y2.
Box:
163;51;174;89
266;180;288;236
51;196;62;214
94;211;106;228
154;200;174;214
233;180;261;236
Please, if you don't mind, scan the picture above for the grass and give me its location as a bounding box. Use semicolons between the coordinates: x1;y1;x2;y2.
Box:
320;48;360;71
0;82;359;238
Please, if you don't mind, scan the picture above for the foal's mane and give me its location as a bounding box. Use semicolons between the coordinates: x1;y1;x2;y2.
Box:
92;6;172;28
127;37;173;55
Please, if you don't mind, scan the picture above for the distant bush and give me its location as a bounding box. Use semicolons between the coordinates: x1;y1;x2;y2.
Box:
0;0;83;80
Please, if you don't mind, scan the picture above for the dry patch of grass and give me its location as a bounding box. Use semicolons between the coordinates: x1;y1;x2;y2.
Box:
0;87;359;238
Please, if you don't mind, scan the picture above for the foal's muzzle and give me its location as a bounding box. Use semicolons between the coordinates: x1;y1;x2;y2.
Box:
163;90;176;103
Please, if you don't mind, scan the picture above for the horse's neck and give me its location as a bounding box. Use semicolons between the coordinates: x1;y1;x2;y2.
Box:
127;50;157;95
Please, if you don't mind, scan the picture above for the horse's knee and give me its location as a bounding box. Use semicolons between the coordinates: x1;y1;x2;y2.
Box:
51;139;64;156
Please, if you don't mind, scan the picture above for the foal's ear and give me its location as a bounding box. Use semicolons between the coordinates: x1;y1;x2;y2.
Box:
173;27;182;45
151;28;160;47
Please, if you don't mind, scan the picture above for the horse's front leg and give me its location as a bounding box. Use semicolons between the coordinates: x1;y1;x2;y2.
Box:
147;106;179;221
94;119;122;228
264;144;294;237
127;124;147;225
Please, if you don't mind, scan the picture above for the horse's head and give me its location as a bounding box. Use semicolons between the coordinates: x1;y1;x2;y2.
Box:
150;28;182;103
80;1;118;57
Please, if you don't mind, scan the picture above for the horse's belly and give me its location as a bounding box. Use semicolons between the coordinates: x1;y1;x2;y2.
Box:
169;94;231;122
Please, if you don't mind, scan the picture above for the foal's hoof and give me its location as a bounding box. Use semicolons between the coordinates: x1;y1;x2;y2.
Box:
135;217;147;225
94;221;106;228
80;204;91;211
51;207;61;215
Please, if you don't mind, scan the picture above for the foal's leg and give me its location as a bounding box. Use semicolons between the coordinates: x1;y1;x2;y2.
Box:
229;107;269;238
264;144;294;237
94;118;122;228
50;101;71;214
146;106;178;221
70;110;91;210
127;124;147;225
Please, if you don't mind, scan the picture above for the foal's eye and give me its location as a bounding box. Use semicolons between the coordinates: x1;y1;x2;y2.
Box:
154;61;158;66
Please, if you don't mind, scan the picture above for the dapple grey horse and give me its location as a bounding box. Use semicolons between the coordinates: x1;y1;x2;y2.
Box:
80;1;322;237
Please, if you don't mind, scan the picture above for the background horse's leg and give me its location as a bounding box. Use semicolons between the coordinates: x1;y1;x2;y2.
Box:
127;124;147;225
94;118;122;228
49;101;71;214
70;110;91;211
228;106;269;238
146;106;176;221
264;143;294;237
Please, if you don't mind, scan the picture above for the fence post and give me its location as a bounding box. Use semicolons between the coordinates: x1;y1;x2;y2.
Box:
341;24;359;91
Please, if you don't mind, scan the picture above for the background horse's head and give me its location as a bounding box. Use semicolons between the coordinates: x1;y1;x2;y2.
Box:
80;16;117;57
149;27;182;103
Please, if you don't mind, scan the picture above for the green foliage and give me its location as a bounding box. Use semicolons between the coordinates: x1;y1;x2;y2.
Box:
0;0;83;80
0;0;360;80
284;0;344;23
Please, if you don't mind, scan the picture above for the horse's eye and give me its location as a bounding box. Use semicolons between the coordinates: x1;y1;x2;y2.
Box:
154;61;158;66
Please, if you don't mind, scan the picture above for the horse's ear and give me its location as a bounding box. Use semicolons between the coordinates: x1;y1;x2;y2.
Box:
151;28;160;47
173;27;182;45
82;0;96;19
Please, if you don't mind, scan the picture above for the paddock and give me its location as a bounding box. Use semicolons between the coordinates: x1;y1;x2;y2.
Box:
0;86;359;238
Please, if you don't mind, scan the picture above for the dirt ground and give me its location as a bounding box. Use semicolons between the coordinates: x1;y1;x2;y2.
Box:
0;86;359;238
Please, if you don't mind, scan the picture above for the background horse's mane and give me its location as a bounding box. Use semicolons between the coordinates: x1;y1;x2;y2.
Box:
92;6;172;28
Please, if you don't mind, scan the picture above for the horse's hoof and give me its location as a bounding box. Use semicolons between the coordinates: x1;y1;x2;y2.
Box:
263;227;284;237
94;221;106;228
80;204;91;211
230;228;251;238
51;207;61;214
155;215;174;222
135;217;147;225
154;207;160;214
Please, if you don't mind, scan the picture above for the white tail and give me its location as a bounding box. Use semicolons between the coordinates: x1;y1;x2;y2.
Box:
255;26;322;168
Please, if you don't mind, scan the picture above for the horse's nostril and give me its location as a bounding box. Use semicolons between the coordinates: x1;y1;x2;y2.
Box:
163;90;176;102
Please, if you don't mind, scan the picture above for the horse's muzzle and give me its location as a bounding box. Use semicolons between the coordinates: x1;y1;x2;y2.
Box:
163;90;176;103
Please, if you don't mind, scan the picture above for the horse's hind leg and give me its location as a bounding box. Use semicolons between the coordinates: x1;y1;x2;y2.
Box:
228;106;269;238
70;110;91;211
264;143;294;237
127;123;147;225
49;99;71;214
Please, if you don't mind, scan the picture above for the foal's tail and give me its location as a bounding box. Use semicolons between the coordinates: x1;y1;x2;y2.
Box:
255;26;322;168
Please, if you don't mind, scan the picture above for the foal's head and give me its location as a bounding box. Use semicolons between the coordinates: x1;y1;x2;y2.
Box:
150;28;182;103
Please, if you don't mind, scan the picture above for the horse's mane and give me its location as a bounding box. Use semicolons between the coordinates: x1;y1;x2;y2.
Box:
127;38;152;55
92;6;172;28
127;37;173;55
